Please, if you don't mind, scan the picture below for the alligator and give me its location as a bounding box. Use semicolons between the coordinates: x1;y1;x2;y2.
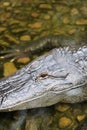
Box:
0;35;87;112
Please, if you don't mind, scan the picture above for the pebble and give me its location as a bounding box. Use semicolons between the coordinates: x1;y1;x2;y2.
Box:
9;19;21;25
0;13;11;22
77;114;86;122
63;17;70;24
28;22;43;29
58;117;72;128
31;12;40;18
55;103;70;112
3;2;10;7
71;8;79;15
20;35;31;41
43;14;51;20
76;19;87;25
80;6;87;15
47;10;54;15
17;57;30;64
68;29;76;34
9;20;25;26
39;4;52;9
56;5;69;13
16;128;21;130
11;28;27;34
0;27;6;33
3;62;17;77
6;7;12;11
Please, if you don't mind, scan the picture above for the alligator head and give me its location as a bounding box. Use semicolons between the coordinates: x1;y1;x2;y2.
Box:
0;47;87;111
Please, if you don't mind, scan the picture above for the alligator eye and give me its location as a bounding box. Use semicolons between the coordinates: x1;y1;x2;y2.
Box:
39;72;48;78
36;72;48;80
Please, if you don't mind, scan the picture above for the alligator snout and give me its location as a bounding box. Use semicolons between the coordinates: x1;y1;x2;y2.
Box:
0;46;87;111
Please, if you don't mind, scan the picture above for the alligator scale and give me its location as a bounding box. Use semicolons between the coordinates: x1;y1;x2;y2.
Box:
0;35;87;111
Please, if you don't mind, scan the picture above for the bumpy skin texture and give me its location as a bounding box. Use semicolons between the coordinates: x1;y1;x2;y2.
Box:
0;44;87;111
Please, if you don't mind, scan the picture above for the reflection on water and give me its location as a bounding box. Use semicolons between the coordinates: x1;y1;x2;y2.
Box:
0;110;26;130
0;0;87;130
0;102;87;130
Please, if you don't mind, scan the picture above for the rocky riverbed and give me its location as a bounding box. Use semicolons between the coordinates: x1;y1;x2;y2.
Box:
0;0;87;130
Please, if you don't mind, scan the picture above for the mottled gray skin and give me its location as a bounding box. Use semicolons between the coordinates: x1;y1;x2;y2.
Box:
0;46;87;111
